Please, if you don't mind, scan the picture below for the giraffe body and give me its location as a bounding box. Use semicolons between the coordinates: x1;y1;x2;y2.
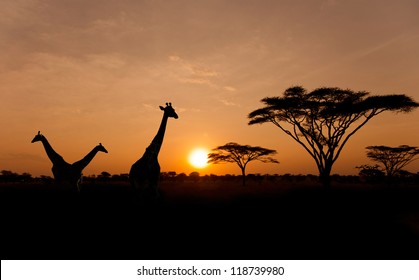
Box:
31;131;108;191
129;149;161;197
129;103;178;199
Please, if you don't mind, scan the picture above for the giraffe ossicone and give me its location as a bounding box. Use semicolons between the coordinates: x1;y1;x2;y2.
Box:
31;131;108;192
129;102;178;200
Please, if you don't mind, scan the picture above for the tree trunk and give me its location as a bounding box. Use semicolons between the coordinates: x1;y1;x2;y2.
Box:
319;163;332;189
241;168;246;186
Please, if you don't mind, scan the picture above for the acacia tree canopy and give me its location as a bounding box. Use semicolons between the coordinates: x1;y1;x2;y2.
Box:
248;86;419;188
208;142;279;186
366;145;419;177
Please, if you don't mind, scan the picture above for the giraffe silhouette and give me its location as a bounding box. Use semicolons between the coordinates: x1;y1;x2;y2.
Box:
31;131;108;191
129;103;178;199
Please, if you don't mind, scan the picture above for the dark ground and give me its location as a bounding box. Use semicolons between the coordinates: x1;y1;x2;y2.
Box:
1;180;418;260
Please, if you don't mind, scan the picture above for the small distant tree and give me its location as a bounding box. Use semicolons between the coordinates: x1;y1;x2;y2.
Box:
248;86;418;188
40;175;54;184
208;142;279;186
100;171;111;178
189;171;200;182
176;173;187;183
19;172;33;182
365;145;419;178
167;171;177;178
1;170;18;182
98;171;111;182
356;164;385;183
356;164;385;177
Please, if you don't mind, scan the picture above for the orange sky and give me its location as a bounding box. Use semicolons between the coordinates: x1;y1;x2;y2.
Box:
1;0;418;177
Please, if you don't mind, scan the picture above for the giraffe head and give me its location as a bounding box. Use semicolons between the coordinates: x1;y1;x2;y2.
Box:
31;131;44;143
97;143;108;153
159;103;178;119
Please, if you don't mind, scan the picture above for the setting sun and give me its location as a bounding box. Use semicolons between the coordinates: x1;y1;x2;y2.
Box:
188;148;209;169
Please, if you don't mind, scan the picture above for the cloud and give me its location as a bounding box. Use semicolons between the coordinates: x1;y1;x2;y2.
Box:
142;103;157;111
168;55;220;87
321;0;338;9
190;66;218;78
179;78;215;86
86;54;126;69
90;18;120;30
0;0;42;26
223;86;237;92
219;99;240;107
0;152;44;162
0;50;139;127
169;55;181;62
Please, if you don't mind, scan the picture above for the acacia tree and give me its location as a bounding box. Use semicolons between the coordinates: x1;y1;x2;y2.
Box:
208;142;279;186
248;86;418;188
366;145;419;178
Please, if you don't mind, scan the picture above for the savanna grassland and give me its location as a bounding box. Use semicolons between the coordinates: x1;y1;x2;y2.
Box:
1;177;418;260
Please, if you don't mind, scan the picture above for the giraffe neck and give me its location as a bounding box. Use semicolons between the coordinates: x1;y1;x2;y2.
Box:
72;146;101;172
40;136;65;165
147;113;169;156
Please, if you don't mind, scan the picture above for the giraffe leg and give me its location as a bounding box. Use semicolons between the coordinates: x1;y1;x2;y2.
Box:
148;164;161;200
149;176;160;199
75;177;82;193
52;163;80;192
130;175;149;203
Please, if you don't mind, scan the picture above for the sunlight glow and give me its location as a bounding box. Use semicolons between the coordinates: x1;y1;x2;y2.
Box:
188;148;209;169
